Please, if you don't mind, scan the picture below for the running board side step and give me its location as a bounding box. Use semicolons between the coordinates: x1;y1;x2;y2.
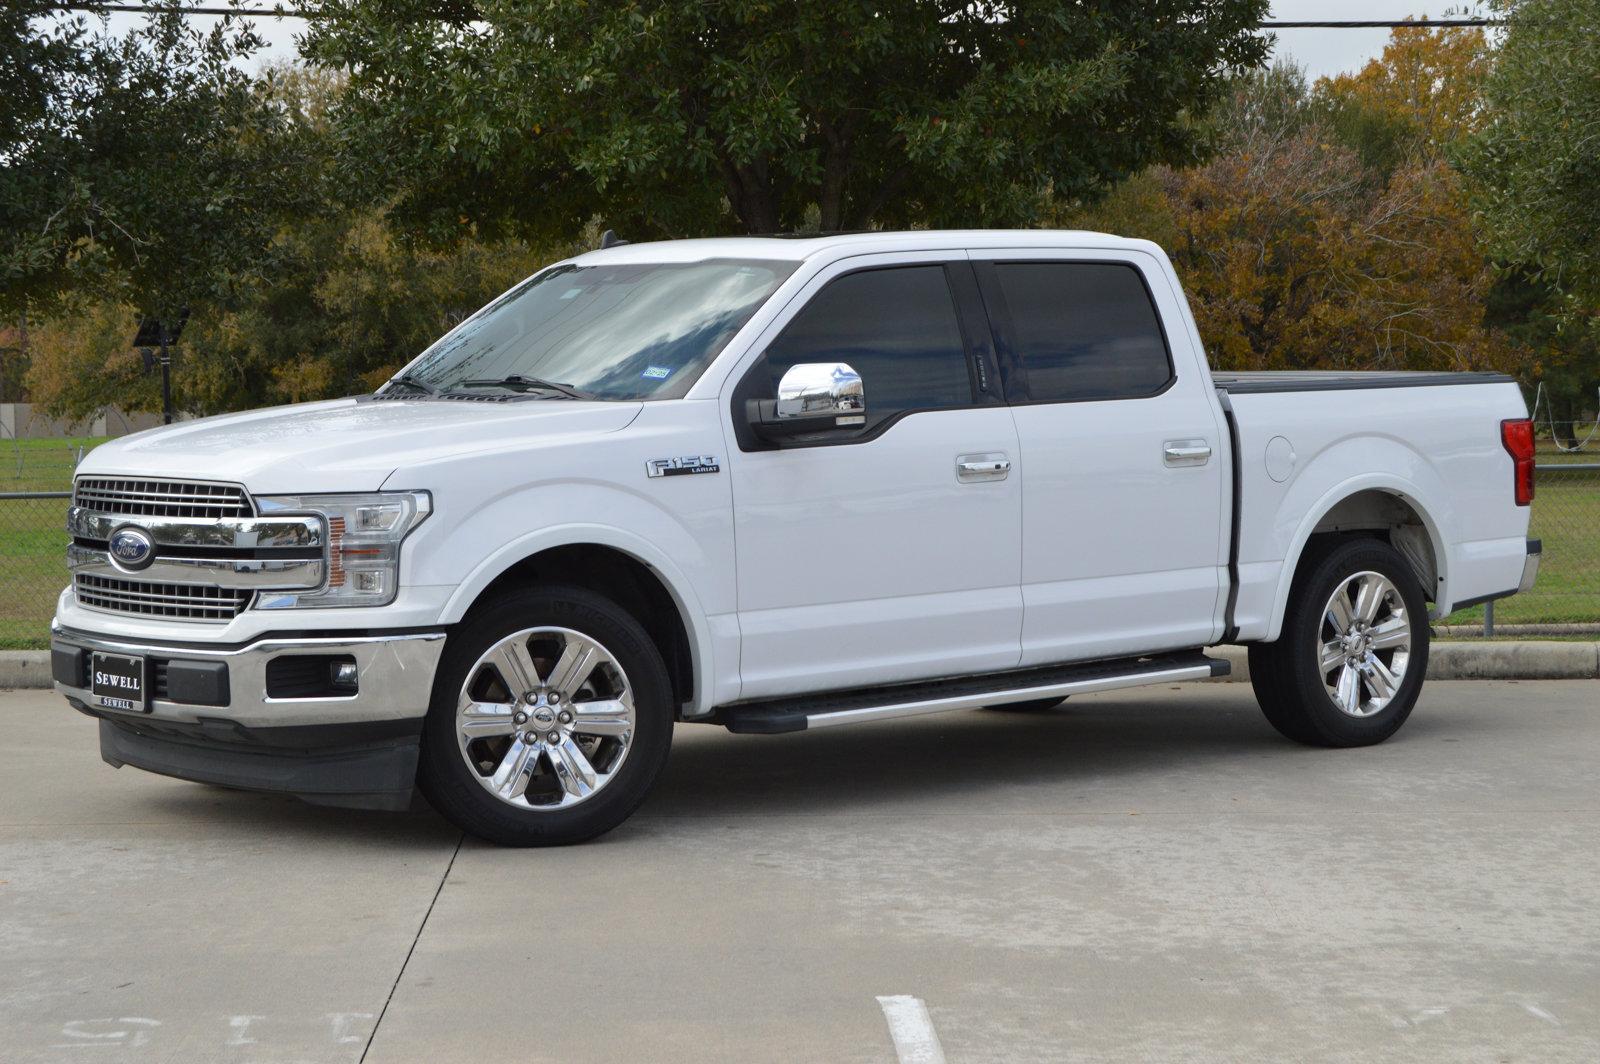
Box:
715;651;1229;734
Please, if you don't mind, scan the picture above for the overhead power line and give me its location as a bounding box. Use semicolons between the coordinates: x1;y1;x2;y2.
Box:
37;5;1508;27
1265;19;1501;27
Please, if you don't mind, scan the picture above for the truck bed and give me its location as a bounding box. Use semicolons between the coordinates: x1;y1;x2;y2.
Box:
1213;370;1516;394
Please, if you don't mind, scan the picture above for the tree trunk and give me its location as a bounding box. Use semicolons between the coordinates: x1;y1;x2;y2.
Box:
721;157;780;234
850;162;912;230
818;121;850;232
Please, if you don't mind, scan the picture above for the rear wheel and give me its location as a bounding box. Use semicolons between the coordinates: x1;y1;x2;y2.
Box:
417;586;673;846
1248;538;1429;747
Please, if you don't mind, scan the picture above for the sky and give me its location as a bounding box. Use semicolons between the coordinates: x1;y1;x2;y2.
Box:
64;1;1496;81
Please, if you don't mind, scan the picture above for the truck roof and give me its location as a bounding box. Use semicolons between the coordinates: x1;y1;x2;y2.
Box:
570;229;1157;265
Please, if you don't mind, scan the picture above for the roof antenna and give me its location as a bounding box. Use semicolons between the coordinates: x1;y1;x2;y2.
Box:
599;229;628;249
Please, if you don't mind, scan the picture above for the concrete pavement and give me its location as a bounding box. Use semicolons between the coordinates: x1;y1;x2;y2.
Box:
2;681;1597;1062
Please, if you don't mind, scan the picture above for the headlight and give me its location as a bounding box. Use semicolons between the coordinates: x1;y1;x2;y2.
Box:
252;491;431;608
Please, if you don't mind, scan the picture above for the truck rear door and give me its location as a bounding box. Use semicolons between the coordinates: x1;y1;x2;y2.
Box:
971;250;1229;665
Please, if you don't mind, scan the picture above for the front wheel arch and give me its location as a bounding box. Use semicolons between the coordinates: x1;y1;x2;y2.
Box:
460;543;697;715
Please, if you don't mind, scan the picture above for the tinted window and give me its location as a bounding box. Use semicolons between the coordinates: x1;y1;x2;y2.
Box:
993;262;1172;401
758;266;972;429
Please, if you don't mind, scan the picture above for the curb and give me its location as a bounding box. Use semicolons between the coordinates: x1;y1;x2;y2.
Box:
5;643;1598;692
0;651;53;689
1435;623;1600;638
1210;641;1600;683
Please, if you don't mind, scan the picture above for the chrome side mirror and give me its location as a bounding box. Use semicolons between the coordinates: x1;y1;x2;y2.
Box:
775;362;865;425
748;362;866;442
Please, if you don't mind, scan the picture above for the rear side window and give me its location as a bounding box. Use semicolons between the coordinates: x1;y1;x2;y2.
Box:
992;262;1173;402
756;265;973;429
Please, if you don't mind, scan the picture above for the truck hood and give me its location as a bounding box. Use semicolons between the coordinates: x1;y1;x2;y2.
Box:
78;397;644;494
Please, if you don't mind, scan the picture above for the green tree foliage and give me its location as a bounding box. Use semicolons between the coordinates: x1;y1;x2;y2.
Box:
1464;0;1600;307
302;0;1270;240
26;207;558;419
22;62;562;420
0;11;315;321
1461;0;1600;438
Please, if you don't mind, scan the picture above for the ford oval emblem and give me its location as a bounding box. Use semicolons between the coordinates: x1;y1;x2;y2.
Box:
108;526;155;572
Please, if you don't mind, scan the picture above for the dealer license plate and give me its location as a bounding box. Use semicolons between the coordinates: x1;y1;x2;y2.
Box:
91;652;147;712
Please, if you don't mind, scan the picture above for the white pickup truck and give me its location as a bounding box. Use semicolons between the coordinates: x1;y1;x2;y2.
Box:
51;231;1540;845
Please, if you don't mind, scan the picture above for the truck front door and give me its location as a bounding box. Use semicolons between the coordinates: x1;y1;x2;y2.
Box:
724;255;1023;700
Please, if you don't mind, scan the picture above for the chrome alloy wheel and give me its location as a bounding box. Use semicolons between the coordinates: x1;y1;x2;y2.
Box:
1317;570;1413;718
454;627;636;810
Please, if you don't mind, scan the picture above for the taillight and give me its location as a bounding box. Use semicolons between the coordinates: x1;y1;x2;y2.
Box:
1501;418;1535;506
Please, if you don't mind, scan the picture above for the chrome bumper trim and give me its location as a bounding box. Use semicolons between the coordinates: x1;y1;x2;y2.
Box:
52;627;447;728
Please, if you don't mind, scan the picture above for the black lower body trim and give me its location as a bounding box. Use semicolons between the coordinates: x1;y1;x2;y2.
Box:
96;716;420;811
1451;588;1518;612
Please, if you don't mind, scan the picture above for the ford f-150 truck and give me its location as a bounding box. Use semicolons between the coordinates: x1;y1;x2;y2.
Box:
51;231;1540;845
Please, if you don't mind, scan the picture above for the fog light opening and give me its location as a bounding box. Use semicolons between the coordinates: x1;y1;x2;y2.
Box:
331;660;360;693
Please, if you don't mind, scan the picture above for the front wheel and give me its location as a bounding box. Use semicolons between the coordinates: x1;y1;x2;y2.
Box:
1248;538;1429;747
417;586;674;846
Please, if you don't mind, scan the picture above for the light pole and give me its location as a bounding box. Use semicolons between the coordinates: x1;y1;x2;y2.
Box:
133;311;186;425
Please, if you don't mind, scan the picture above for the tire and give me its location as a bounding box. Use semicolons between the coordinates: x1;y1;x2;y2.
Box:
983;697;1069;713
1248;537;1429;748
417;585;674;846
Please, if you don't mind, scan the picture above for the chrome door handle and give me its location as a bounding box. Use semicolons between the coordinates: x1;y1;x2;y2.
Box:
957;454;1011;482
1163;440;1212;467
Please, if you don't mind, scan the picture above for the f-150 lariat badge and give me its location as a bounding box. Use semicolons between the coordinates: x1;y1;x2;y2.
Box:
646;455;720;478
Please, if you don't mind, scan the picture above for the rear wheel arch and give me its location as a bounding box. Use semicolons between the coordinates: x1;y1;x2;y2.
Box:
1267;484;1447;642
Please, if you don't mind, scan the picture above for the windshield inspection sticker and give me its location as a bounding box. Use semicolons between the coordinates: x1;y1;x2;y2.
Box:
640;365;674;379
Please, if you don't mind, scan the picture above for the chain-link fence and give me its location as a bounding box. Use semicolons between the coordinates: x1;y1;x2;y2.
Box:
1;436;97;648
1462;461;1600;632
0;491;69;648
1;456;1596;649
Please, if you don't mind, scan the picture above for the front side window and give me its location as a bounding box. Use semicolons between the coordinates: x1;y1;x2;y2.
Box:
402;258;796;401
755;265;973;430
992;262;1173;402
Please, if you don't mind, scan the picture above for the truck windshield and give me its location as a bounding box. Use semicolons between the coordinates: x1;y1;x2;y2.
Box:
397;258;796;401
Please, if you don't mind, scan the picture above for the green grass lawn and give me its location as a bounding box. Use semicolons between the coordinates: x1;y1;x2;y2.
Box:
1;435;108;493
1443;470;1600;627
1;495;69;649
0;439;101;648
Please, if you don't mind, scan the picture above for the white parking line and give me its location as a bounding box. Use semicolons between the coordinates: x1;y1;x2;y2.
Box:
876;995;947;1064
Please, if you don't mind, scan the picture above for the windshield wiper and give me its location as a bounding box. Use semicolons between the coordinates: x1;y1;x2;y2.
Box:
457;375;594;400
384;373;437;396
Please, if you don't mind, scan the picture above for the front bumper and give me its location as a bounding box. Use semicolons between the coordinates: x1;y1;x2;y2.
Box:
52;626;446;810
52;626;445;728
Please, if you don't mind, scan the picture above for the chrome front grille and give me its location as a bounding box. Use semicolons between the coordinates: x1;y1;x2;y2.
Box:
68;476;325;622
75;574;253;621
73;477;252;519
